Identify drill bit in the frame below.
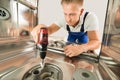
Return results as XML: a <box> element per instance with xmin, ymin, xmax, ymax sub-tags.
<box><xmin>40</xmin><ymin>59</ymin><xmax>45</xmax><ymax>69</ymax></box>
<box><xmin>39</xmin><ymin>51</ymin><xmax>46</xmax><ymax>68</ymax></box>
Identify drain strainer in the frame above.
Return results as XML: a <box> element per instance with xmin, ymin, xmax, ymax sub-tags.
<box><xmin>73</xmin><ymin>68</ymin><xmax>98</xmax><ymax>80</ymax></box>
<box><xmin>22</xmin><ymin>63</ymin><xmax>63</xmax><ymax>80</ymax></box>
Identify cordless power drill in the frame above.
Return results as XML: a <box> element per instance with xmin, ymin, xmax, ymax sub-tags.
<box><xmin>37</xmin><ymin>27</ymin><xmax>48</xmax><ymax>67</ymax></box>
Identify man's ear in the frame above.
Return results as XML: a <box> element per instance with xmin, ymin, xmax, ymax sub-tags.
<box><xmin>80</xmin><ymin>8</ymin><xmax>84</xmax><ymax>15</ymax></box>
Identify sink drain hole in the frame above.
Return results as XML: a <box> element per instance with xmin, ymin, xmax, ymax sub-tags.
<box><xmin>73</xmin><ymin>68</ymin><xmax>98</xmax><ymax>80</ymax></box>
<box><xmin>33</xmin><ymin>70</ymin><xmax>39</xmax><ymax>75</ymax></box>
<box><xmin>22</xmin><ymin>63</ymin><xmax>63</xmax><ymax>80</ymax></box>
<box><xmin>82</xmin><ymin>72</ymin><xmax>90</xmax><ymax>78</ymax></box>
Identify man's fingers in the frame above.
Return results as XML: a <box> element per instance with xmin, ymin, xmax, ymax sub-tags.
<box><xmin>65</xmin><ymin>51</ymin><xmax>71</xmax><ymax>56</ymax></box>
<box><xmin>31</xmin><ymin>31</ymin><xmax>38</xmax><ymax>43</ymax></box>
<box><xmin>64</xmin><ymin>48</ymin><xmax>73</xmax><ymax>56</ymax></box>
<box><xmin>31</xmin><ymin>24</ymin><xmax>47</xmax><ymax>43</ymax></box>
<box><xmin>35</xmin><ymin>32</ymin><xmax>39</xmax><ymax>43</ymax></box>
<box><xmin>67</xmin><ymin>51</ymin><xmax>74</xmax><ymax>57</ymax></box>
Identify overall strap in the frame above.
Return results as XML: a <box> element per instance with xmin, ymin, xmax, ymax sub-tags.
<box><xmin>80</xmin><ymin>12</ymin><xmax>89</xmax><ymax>32</ymax></box>
<box><xmin>66</xmin><ymin>24</ymin><xmax>70</xmax><ymax>32</ymax></box>
<box><xmin>66</xmin><ymin>12</ymin><xmax>89</xmax><ymax>32</ymax></box>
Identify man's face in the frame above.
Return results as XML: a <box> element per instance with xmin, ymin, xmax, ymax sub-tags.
<box><xmin>62</xmin><ymin>2</ymin><xmax>83</xmax><ymax>27</ymax></box>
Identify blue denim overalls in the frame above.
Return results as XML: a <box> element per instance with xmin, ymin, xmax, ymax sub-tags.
<box><xmin>67</xmin><ymin>12</ymin><xmax>89</xmax><ymax>44</ymax></box>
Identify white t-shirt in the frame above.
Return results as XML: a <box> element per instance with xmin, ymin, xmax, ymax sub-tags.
<box><xmin>54</xmin><ymin>11</ymin><xmax>99</xmax><ymax>32</ymax></box>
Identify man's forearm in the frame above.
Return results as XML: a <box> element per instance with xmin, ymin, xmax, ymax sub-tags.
<box><xmin>47</xmin><ymin>24</ymin><xmax>60</xmax><ymax>35</ymax></box>
<box><xmin>80</xmin><ymin>40</ymin><xmax>101</xmax><ymax>52</ymax></box>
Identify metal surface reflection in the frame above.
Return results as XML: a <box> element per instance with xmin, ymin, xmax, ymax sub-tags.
<box><xmin>0</xmin><ymin>0</ymin><xmax>38</xmax><ymax>40</ymax></box>
<box><xmin>102</xmin><ymin>0</ymin><xmax>120</xmax><ymax>52</ymax></box>
<box><xmin>101</xmin><ymin>0</ymin><xmax>120</xmax><ymax>79</ymax></box>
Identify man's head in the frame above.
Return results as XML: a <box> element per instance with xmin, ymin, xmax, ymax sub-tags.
<box><xmin>61</xmin><ymin>0</ymin><xmax>83</xmax><ymax>6</ymax></box>
<box><xmin>61</xmin><ymin>0</ymin><xmax>84</xmax><ymax>27</ymax></box>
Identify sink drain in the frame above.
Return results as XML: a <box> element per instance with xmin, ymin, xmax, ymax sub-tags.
<box><xmin>73</xmin><ymin>68</ymin><xmax>98</xmax><ymax>80</ymax></box>
<box><xmin>22</xmin><ymin>63</ymin><xmax>63</xmax><ymax>80</ymax></box>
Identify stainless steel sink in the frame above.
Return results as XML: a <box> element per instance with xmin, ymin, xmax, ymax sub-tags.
<box><xmin>0</xmin><ymin>51</ymin><xmax>75</xmax><ymax>80</ymax></box>
<box><xmin>100</xmin><ymin>56</ymin><xmax>120</xmax><ymax>80</ymax></box>
<box><xmin>0</xmin><ymin>50</ymin><xmax>118</xmax><ymax>80</ymax></box>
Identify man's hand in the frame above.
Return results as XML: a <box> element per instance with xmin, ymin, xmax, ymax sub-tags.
<box><xmin>64</xmin><ymin>44</ymin><xmax>86</xmax><ymax>57</ymax></box>
<box><xmin>31</xmin><ymin>24</ymin><xmax>47</xmax><ymax>43</ymax></box>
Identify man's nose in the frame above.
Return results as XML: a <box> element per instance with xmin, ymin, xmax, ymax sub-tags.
<box><xmin>66</xmin><ymin>15</ymin><xmax>71</xmax><ymax>22</ymax></box>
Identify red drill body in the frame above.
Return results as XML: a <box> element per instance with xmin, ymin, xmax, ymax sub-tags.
<box><xmin>37</xmin><ymin>27</ymin><xmax>48</xmax><ymax>59</ymax></box>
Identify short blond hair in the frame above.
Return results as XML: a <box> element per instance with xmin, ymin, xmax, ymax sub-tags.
<box><xmin>61</xmin><ymin>0</ymin><xmax>84</xmax><ymax>6</ymax></box>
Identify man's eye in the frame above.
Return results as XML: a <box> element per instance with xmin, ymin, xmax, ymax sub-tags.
<box><xmin>70</xmin><ymin>14</ymin><xmax>75</xmax><ymax>16</ymax></box>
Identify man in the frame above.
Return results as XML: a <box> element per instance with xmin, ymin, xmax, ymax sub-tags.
<box><xmin>31</xmin><ymin>0</ymin><xmax>100</xmax><ymax>57</ymax></box>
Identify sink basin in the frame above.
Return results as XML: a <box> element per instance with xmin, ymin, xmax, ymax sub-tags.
<box><xmin>0</xmin><ymin>50</ymin><xmax>116</xmax><ymax>80</ymax></box>
<box><xmin>0</xmin><ymin>53</ymin><xmax>75</xmax><ymax>80</ymax></box>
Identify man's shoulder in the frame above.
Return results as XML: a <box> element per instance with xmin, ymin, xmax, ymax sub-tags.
<box><xmin>81</xmin><ymin>11</ymin><xmax>98</xmax><ymax>23</ymax></box>
<box><xmin>82</xmin><ymin>11</ymin><xmax>97</xmax><ymax>17</ymax></box>
<box><xmin>86</xmin><ymin>12</ymin><xmax>98</xmax><ymax>19</ymax></box>
<box><xmin>83</xmin><ymin>11</ymin><xmax>99</xmax><ymax>31</ymax></box>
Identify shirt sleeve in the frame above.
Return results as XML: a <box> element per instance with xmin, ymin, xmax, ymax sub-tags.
<box><xmin>85</xmin><ymin>12</ymin><xmax>99</xmax><ymax>31</ymax></box>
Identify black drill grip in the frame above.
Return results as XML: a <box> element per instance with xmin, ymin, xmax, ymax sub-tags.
<box><xmin>40</xmin><ymin>51</ymin><xmax>46</xmax><ymax>59</ymax></box>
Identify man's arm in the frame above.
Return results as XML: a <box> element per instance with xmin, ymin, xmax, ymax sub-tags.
<box><xmin>83</xmin><ymin>30</ymin><xmax>100</xmax><ymax>51</ymax></box>
<box><xmin>48</xmin><ymin>23</ymin><xmax>60</xmax><ymax>35</ymax></box>
<box><xmin>31</xmin><ymin>23</ymin><xmax>60</xmax><ymax>43</ymax></box>
<box><xmin>64</xmin><ymin>30</ymin><xmax>101</xmax><ymax>57</ymax></box>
